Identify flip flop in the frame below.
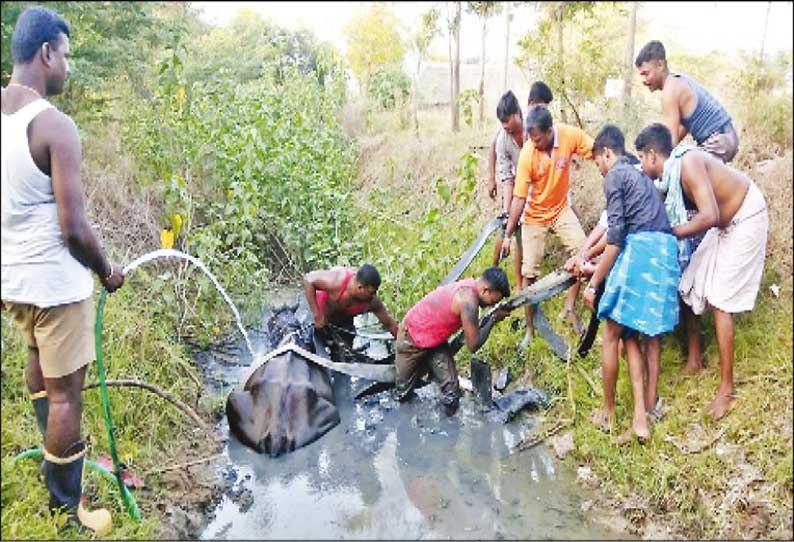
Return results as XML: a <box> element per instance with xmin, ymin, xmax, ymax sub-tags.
<box><xmin>646</xmin><ymin>396</ymin><xmax>667</xmax><ymax>424</ymax></box>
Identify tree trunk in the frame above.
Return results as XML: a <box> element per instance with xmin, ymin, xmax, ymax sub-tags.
<box><xmin>479</xmin><ymin>17</ymin><xmax>486</xmax><ymax>129</ymax></box>
<box><xmin>452</xmin><ymin>1</ymin><xmax>461</xmax><ymax>132</ymax></box>
<box><xmin>503</xmin><ymin>3</ymin><xmax>511</xmax><ymax>92</ymax></box>
<box><xmin>556</xmin><ymin>3</ymin><xmax>567</xmax><ymax>123</ymax></box>
<box><xmin>412</xmin><ymin>55</ymin><xmax>421</xmax><ymax>133</ymax></box>
<box><xmin>621</xmin><ymin>1</ymin><xmax>638</xmax><ymax>111</ymax></box>
<box><xmin>759</xmin><ymin>1</ymin><xmax>772</xmax><ymax>62</ymax></box>
<box><xmin>447</xmin><ymin>2</ymin><xmax>455</xmax><ymax>131</ymax></box>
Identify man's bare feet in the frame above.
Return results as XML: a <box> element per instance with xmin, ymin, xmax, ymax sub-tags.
<box><xmin>708</xmin><ymin>390</ymin><xmax>737</xmax><ymax>420</ymax></box>
<box><xmin>591</xmin><ymin>407</ymin><xmax>614</xmax><ymax>433</ymax></box>
<box><xmin>611</xmin><ymin>424</ymin><xmax>650</xmax><ymax>445</ymax></box>
<box><xmin>680</xmin><ymin>360</ymin><xmax>704</xmax><ymax>376</ymax></box>
<box><xmin>560</xmin><ymin>307</ymin><xmax>584</xmax><ymax>336</ymax></box>
<box><xmin>611</xmin><ymin>415</ymin><xmax>651</xmax><ymax>445</ymax></box>
<box><xmin>632</xmin><ymin>415</ymin><xmax>650</xmax><ymax>443</ymax></box>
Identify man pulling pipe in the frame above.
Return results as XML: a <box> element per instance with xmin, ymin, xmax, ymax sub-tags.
<box><xmin>394</xmin><ymin>267</ymin><xmax>511</xmax><ymax>416</ymax></box>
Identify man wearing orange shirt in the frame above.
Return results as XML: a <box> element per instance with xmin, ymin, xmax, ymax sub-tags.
<box><xmin>501</xmin><ymin>106</ymin><xmax>594</xmax><ymax>345</ymax></box>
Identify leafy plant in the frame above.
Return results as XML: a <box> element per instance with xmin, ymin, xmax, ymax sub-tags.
<box><xmin>459</xmin><ymin>88</ymin><xmax>480</xmax><ymax>127</ymax></box>
<box><xmin>368</xmin><ymin>63</ymin><xmax>411</xmax><ymax>111</ymax></box>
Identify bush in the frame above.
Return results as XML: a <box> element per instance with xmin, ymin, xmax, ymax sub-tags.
<box><xmin>120</xmin><ymin>50</ymin><xmax>358</xmax><ymax>339</ymax></box>
<box><xmin>368</xmin><ymin>64</ymin><xmax>410</xmax><ymax>111</ymax></box>
<box><xmin>731</xmin><ymin>52</ymin><xmax>793</xmax><ymax>150</ymax></box>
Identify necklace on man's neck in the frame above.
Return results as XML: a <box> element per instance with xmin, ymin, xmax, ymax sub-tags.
<box><xmin>7</xmin><ymin>82</ymin><xmax>42</xmax><ymax>98</ymax></box>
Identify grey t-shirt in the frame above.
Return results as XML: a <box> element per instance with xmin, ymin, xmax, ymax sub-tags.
<box><xmin>495</xmin><ymin>128</ymin><xmax>521</xmax><ymax>183</ymax></box>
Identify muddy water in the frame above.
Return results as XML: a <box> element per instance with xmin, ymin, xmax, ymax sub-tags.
<box><xmin>197</xmin><ymin>292</ymin><xmax>628</xmax><ymax>540</ymax></box>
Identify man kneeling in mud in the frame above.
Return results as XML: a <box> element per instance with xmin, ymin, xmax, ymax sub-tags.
<box><xmin>304</xmin><ymin>264</ymin><xmax>398</xmax><ymax>357</ymax></box>
<box><xmin>395</xmin><ymin>267</ymin><xmax>511</xmax><ymax>416</ymax></box>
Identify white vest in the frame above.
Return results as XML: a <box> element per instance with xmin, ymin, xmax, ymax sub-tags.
<box><xmin>1</xmin><ymin>98</ymin><xmax>93</xmax><ymax>307</ymax></box>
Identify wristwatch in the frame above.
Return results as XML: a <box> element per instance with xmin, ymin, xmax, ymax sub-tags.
<box><xmin>585</xmin><ymin>285</ymin><xmax>598</xmax><ymax>295</ymax></box>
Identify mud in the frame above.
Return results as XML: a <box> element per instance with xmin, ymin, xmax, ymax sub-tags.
<box><xmin>158</xmin><ymin>290</ymin><xmax>633</xmax><ymax>540</ymax></box>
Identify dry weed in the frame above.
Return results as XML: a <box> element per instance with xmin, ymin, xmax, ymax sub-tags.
<box><xmin>82</xmin><ymin>121</ymin><xmax>163</xmax><ymax>261</ymax></box>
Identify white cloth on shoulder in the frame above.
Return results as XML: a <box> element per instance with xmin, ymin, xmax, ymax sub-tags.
<box><xmin>679</xmin><ymin>181</ymin><xmax>768</xmax><ymax>315</ymax></box>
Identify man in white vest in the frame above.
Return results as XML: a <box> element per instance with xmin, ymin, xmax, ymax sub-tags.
<box><xmin>1</xmin><ymin>6</ymin><xmax>124</xmax><ymax>535</ymax></box>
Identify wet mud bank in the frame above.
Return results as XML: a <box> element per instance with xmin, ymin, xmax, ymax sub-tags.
<box><xmin>158</xmin><ymin>295</ymin><xmax>632</xmax><ymax>539</ymax></box>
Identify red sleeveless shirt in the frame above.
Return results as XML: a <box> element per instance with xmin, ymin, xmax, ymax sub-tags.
<box><xmin>316</xmin><ymin>268</ymin><xmax>370</xmax><ymax>317</ymax></box>
<box><xmin>403</xmin><ymin>278</ymin><xmax>478</xmax><ymax>349</ymax></box>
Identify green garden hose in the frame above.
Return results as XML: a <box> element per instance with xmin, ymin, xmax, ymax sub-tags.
<box><xmin>8</xmin><ymin>249</ymin><xmax>254</xmax><ymax>524</ymax></box>
<box><xmin>94</xmin><ymin>286</ymin><xmax>142</xmax><ymax>520</ymax></box>
<box><xmin>10</xmin><ymin>287</ymin><xmax>141</xmax><ymax>522</ymax></box>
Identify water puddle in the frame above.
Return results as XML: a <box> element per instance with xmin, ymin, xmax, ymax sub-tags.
<box><xmin>195</xmin><ymin>291</ymin><xmax>628</xmax><ymax>540</ymax></box>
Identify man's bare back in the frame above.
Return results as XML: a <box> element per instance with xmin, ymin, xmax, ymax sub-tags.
<box><xmin>681</xmin><ymin>150</ymin><xmax>750</xmax><ymax>229</ymax></box>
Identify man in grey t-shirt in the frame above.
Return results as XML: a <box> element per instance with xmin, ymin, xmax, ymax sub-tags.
<box><xmin>491</xmin><ymin>90</ymin><xmax>525</xmax><ymax>290</ymax></box>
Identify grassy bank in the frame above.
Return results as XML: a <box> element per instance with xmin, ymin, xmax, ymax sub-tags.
<box><xmin>352</xmin><ymin>108</ymin><xmax>793</xmax><ymax>539</ymax></box>
<box><xmin>1</xmin><ymin>268</ymin><xmax>225</xmax><ymax>539</ymax></box>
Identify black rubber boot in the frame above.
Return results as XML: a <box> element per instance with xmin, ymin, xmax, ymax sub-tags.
<box><xmin>42</xmin><ymin>441</ymin><xmax>112</xmax><ymax>536</ymax></box>
<box><xmin>31</xmin><ymin>391</ymin><xmax>48</xmax><ymax>438</ymax></box>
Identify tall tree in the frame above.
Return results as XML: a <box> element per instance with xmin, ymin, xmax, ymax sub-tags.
<box><xmin>410</xmin><ymin>7</ymin><xmax>441</xmax><ymax>132</ymax></box>
<box><xmin>555</xmin><ymin>2</ymin><xmax>567</xmax><ymax>123</ymax></box>
<box><xmin>621</xmin><ymin>1</ymin><xmax>638</xmax><ymax>111</ymax></box>
<box><xmin>446</xmin><ymin>1</ymin><xmax>462</xmax><ymax>132</ymax></box>
<box><xmin>759</xmin><ymin>1</ymin><xmax>772</xmax><ymax>62</ymax></box>
<box><xmin>503</xmin><ymin>2</ymin><xmax>512</xmax><ymax>92</ymax></box>
<box><xmin>515</xmin><ymin>1</ymin><xmax>598</xmax><ymax>128</ymax></box>
<box><xmin>467</xmin><ymin>1</ymin><xmax>502</xmax><ymax>129</ymax></box>
<box><xmin>1</xmin><ymin>1</ymin><xmax>189</xmax><ymax>104</ymax></box>
<box><xmin>343</xmin><ymin>3</ymin><xmax>405</xmax><ymax>94</ymax></box>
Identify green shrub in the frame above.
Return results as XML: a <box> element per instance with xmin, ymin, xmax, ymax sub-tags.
<box><xmin>731</xmin><ymin>52</ymin><xmax>793</xmax><ymax>150</ymax></box>
<box><xmin>120</xmin><ymin>50</ymin><xmax>358</xmax><ymax>338</ymax></box>
<box><xmin>368</xmin><ymin>63</ymin><xmax>410</xmax><ymax>111</ymax></box>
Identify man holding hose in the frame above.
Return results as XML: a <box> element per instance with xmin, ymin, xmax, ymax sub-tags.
<box><xmin>2</xmin><ymin>6</ymin><xmax>124</xmax><ymax>535</ymax></box>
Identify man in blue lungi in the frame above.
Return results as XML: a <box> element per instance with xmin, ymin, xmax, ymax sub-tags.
<box><xmin>582</xmin><ymin>125</ymin><xmax>680</xmax><ymax>444</ymax></box>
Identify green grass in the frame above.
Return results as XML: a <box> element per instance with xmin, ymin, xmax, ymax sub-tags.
<box><xmin>1</xmin><ymin>274</ymin><xmax>221</xmax><ymax>539</ymax></box>
<box><xmin>353</xmin><ymin>109</ymin><xmax>794</xmax><ymax>539</ymax></box>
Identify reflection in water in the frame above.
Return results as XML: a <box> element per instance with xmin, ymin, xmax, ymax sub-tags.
<box><xmin>202</xmin><ymin>369</ymin><xmax>628</xmax><ymax>540</ymax></box>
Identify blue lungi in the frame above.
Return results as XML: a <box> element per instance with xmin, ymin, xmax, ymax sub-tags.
<box><xmin>597</xmin><ymin>232</ymin><xmax>680</xmax><ymax>337</ymax></box>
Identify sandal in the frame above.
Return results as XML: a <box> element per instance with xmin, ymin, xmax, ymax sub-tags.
<box><xmin>647</xmin><ymin>396</ymin><xmax>667</xmax><ymax>424</ymax></box>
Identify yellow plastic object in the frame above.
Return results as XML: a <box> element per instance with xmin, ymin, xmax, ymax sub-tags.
<box><xmin>160</xmin><ymin>228</ymin><xmax>175</xmax><ymax>249</ymax></box>
<box><xmin>170</xmin><ymin>213</ymin><xmax>183</xmax><ymax>240</ymax></box>
<box><xmin>77</xmin><ymin>503</ymin><xmax>113</xmax><ymax>537</ymax></box>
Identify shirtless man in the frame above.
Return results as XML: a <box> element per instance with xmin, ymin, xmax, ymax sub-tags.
<box><xmin>635</xmin><ymin>40</ymin><xmax>739</xmax><ymax>163</ymax></box>
<box><xmin>303</xmin><ymin>264</ymin><xmax>399</xmax><ymax>350</ymax></box>
<box><xmin>636</xmin><ymin>39</ymin><xmax>742</xmax><ymax>375</ymax></box>
<box><xmin>635</xmin><ymin>123</ymin><xmax>768</xmax><ymax>420</ymax></box>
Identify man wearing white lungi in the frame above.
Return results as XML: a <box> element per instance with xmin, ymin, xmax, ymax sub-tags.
<box><xmin>634</xmin><ymin>123</ymin><xmax>768</xmax><ymax>420</ymax></box>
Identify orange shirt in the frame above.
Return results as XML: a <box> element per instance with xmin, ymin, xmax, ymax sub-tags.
<box><xmin>513</xmin><ymin>123</ymin><xmax>594</xmax><ymax>226</ymax></box>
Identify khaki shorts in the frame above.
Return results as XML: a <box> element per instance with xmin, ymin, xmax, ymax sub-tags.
<box><xmin>3</xmin><ymin>297</ymin><xmax>95</xmax><ymax>378</ymax></box>
<box><xmin>521</xmin><ymin>206</ymin><xmax>586</xmax><ymax>279</ymax></box>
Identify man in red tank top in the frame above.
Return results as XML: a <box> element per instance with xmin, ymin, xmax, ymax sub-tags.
<box><xmin>303</xmin><ymin>264</ymin><xmax>399</xmax><ymax>343</ymax></box>
<box><xmin>395</xmin><ymin>267</ymin><xmax>511</xmax><ymax>416</ymax></box>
